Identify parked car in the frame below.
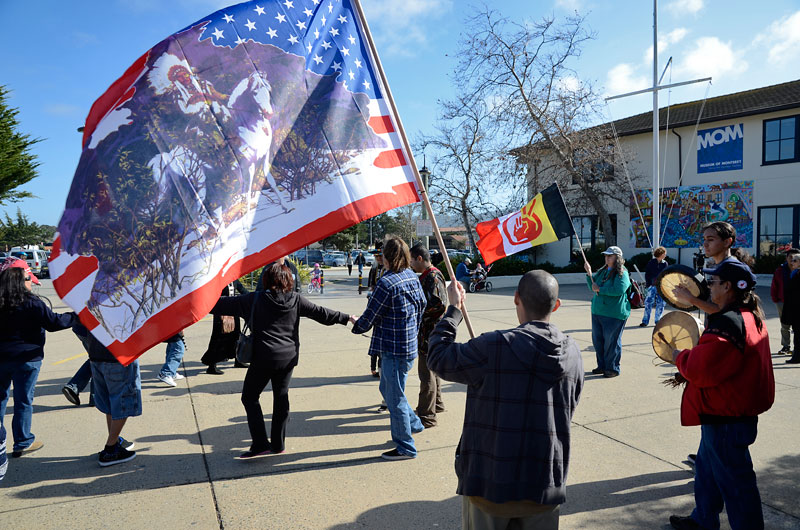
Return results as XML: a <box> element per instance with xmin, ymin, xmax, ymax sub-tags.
<box><xmin>293</xmin><ymin>249</ymin><xmax>325</xmax><ymax>266</ymax></box>
<box><xmin>10</xmin><ymin>249</ymin><xmax>48</xmax><ymax>277</ymax></box>
<box><xmin>323</xmin><ymin>252</ymin><xmax>346</xmax><ymax>267</ymax></box>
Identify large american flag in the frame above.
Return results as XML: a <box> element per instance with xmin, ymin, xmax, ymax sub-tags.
<box><xmin>50</xmin><ymin>0</ymin><xmax>419</xmax><ymax>364</ymax></box>
<box><xmin>199</xmin><ymin>0</ymin><xmax>379</xmax><ymax>98</ymax></box>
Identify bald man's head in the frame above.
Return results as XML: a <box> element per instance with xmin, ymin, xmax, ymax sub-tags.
<box><xmin>516</xmin><ymin>270</ymin><xmax>559</xmax><ymax>320</ymax></box>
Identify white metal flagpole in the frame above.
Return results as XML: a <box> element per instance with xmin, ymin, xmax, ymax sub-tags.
<box><xmin>351</xmin><ymin>0</ymin><xmax>476</xmax><ymax>338</ymax></box>
<box><xmin>652</xmin><ymin>0</ymin><xmax>660</xmax><ymax>250</ymax></box>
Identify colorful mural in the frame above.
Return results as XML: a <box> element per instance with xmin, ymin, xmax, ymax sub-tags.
<box><xmin>630</xmin><ymin>181</ymin><xmax>753</xmax><ymax>249</ymax></box>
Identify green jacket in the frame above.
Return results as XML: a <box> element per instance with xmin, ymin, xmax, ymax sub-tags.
<box><xmin>586</xmin><ymin>267</ymin><xmax>631</xmax><ymax>321</ymax></box>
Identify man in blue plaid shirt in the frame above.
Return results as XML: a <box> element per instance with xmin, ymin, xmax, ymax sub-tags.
<box><xmin>352</xmin><ymin>236</ymin><xmax>427</xmax><ymax>460</ymax></box>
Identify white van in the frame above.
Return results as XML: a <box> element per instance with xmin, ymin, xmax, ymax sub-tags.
<box><xmin>10</xmin><ymin>248</ymin><xmax>48</xmax><ymax>277</ymax></box>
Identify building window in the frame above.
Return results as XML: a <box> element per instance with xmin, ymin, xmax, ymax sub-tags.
<box><xmin>570</xmin><ymin>214</ymin><xmax>617</xmax><ymax>255</ymax></box>
<box><xmin>571</xmin><ymin>147</ymin><xmax>616</xmax><ymax>185</ymax></box>
<box><xmin>758</xmin><ymin>205</ymin><xmax>799</xmax><ymax>256</ymax></box>
<box><xmin>763</xmin><ymin>115</ymin><xmax>799</xmax><ymax>164</ymax></box>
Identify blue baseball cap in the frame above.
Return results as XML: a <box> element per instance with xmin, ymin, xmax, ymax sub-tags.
<box><xmin>702</xmin><ymin>260</ymin><xmax>756</xmax><ymax>291</ymax></box>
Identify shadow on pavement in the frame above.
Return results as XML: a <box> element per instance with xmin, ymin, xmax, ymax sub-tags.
<box><xmin>327</xmin><ymin>497</ymin><xmax>461</xmax><ymax>529</ymax></box>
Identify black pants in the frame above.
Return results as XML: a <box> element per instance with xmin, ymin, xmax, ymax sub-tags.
<box><xmin>241</xmin><ymin>359</ymin><xmax>294</xmax><ymax>452</ymax></box>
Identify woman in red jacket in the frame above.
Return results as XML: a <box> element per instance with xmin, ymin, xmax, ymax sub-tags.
<box><xmin>666</xmin><ymin>260</ymin><xmax>774</xmax><ymax>530</ymax></box>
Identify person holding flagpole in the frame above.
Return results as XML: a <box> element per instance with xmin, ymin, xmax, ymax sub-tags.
<box><xmin>584</xmin><ymin>247</ymin><xmax>631</xmax><ymax>378</ymax></box>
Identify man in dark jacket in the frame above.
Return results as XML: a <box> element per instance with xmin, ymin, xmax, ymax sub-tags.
<box><xmin>410</xmin><ymin>244</ymin><xmax>447</xmax><ymax>428</ymax></box>
<box><xmin>770</xmin><ymin>248</ymin><xmax>799</xmax><ymax>354</ymax></box>
<box><xmin>781</xmin><ymin>253</ymin><xmax>800</xmax><ymax>364</ymax></box>
<box><xmin>428</xmin><ymin>270</ymin><xmax>583</xmax><ymax>529</ymax></box>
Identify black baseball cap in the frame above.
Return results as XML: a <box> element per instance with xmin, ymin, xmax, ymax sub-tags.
<box><xmin>702</xmin><ymin>260</ymin><xmax>757</xmax><ymax>291</ymax></box>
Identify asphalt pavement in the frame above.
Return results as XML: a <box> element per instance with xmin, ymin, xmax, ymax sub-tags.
<box><xmin>1</xmin><ymin>268</ymin><xmax>798</xmax><ymax>529</ymax></box>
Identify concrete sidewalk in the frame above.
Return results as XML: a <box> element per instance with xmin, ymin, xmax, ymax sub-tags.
<box><xmin>1</xmin><ymin>269</ymin><xmax>798</xmax><ymax>529</ymax></box>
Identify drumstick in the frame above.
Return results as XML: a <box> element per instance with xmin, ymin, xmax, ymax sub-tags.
<box><xmin>656</xmin><ymin>331</ymin><xmax>677</xmax><ymax>350</ymax></box>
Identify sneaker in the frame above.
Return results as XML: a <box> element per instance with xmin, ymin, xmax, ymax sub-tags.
<box><xmin>381</xmin><ymin>449</ymin><xmax>415</xmax><ymax>461</ymax></box>
<box><xmin>639</xmin><ymin>322</ymin><xmax>648</xmax><ymax>327</ymax></box>
<box><xmin>118</xmin><ymin>436</ymin><xmax>135</xmax><ymax>451</ymax></box>
<box><xmin>591</xmin><ymin>367</ymin><xmax>604</xmax><ymax>375</ymax></box>
<box><xmin>99</xmin><ymin>445</ymin><xmax>136</xmax><ymax>467</ymax></box>
<box><xmin>377</xmin><ymin>400</ymin><xmax>388</xmax><ymax>412</ymax></box>
<box><xmin>11</xmin><ymin>440</ymin><xmax>44</xmax><ymax>458</ymax></box>
<box><xmin>778</xmin><ymin>346</ymin><xmax>791</xmax><ymax>354</ymax></box>
<box><xmin>669</xmin><ymin>515</ymin><xmax>704</xmax><ymax>529</ymax></box>
<box><xmin>236</xmin><ymin>448</ymin><xmax>278</xmax><ymax>460</ymax></box>
<box><xmin>61</xmin><ymin>383</ymin><xmax>80</xmax><ymax>406</ymax></box>
<box><xmin>158</xmin><ymin>373</ymin><xmax>177</xmax><ymax>387</ymax></box>
<box><xmin>172</xmin><ymin>372</ymin><xmax>185</xmax><ymax>380</ymax></box>
<box><xmin>603</xmin><ymin>371</ymin><xmax>620</xmax><ymax>378</ymax></box>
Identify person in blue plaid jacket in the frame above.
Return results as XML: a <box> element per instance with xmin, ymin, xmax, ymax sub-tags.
<box><xmin>352</xmin><ymin>236</ymin><xmax>427</xmax><ymax>460</ymax></box>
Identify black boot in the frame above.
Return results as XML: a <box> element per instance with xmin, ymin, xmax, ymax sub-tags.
<box><xmin>206</xmin><ymin>364</ymin><xmax>224</xmax><ymax>375</ymax></box>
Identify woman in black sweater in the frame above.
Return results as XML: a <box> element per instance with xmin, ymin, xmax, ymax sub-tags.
<box><xmin>0</xmin><ymin>259</ymin><xmax>77</xmax><ymax>457</ymax></box>
<box><xmin>211</xmin><ymin>262</ymin><xmax>353</xmax><ymax>459</ymax></box>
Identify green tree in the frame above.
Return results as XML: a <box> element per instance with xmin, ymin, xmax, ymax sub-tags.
<box><xmin>321</xmin><ymin>230</ymin><xmax>354</xmax><ymax>251</ymax></box>
<box><xmin>0</xmin><ymin>209</ymin><xmax>50</xmax><ymax>247</ymax></box>
<box><xmin>0</xmin><ymin>85</ymin><xmax>40</xmax><ymax>205</ymax></box>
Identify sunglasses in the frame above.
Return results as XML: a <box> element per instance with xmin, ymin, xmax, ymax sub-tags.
<box><xmin>24</xmin><ymin>276</ymin><xmax>32</xmax><ymax>281</ymax></box>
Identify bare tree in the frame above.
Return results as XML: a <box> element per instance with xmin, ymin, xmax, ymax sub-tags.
<box><xmin>455</xmin><ymin>6</ymin><xmax>643</xmax><ymax>246</ymax></box>
<box><xmin>418</xmin><ymin>96</ymin><xmax>524</xmax><ymax>252</ymax></box>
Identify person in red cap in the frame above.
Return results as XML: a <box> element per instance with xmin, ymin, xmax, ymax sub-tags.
<box><xmin>0</xmin><ymin>258</ymin><xmax>77</xmax><ymax>459</ymax></box>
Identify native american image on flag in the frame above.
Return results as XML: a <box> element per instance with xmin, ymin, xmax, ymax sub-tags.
<box><xmin>49</xmin><ymin>0</ymin><xmax>419</xmax><ymax>364</ymax></box>
<box><xmin>476</xmin><ymin>183</ymin><xmax>574</xmax><ymax>266</ymax></box>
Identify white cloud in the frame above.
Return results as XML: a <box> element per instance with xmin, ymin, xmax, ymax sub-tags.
<box><xmin>675</xmin><ymin>37</ymin><xmax>748</xmax><ymax>80</ymax></box>
<box><xmin>555</xmin><ymin>0</ymin><xmax>583</xmax><ymax>11</ymax></box>
<box><xmin>361</xmin><ymin>0</ymin><xmax>453</xmax><ymax>57</ymax></box>
<box><xmin>643</xmin><ymin>27</ymin><xmax>688</xmax><ymax>64</ymax></box>
<box><xmin>758</xmin><ymin>11</ymin><xmax>800</xmax><ymax>66</ymax></box>
<box><xmin>605</xmin><ymin>63</ymin><xmax>649</xmax><ymax>96</ymax></box>
<box><xmin>44</xmin><ymin>104</ymin><xmax>82</xmax><ymax>117</ymax></box>
<box><xmin>556</xmin><ymin>75</ymin><xmax>581</xmax><ymax>93</ymax></box>
<box><xmin>71</xmin><ymin>31</ymin><xmax>100</xmax><ymax>48</ymax></box>
<box><xmin>667</xmin><ymin>0</ymin><xmax>704</xmax><ymax>16</ymax></box>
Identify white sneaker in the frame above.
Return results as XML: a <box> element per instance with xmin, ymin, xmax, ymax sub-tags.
<box><xmin>158</xmin><ymin>374</ymin><xmax>177</xmax><ymax>387</ymax></box>
<box><xmin>172</xmin><ymin>373</ymin><xmax>185</xmax><ymax>380</ymax></box>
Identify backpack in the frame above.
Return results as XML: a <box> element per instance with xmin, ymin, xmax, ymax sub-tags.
<box><xmin>627</xmin><ymin>279</ymin><xmax>644</xmax><ymax>309</ymax></box>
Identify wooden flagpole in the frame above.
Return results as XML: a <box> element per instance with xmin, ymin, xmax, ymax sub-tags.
<box><xmin>352</xmin><ymin>0</ymin><xmax>476</xmax><ymax>338</ymax></box>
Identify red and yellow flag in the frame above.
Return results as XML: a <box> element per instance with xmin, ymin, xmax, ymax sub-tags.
<box><xmin>476</xmin><ymin>183</ymin><xmax>573</xmax><ymax>265</ymax></box>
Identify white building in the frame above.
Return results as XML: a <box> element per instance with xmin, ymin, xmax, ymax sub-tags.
<box><xmin>523</xmin><ymin>79</ymin><xmax>800</xmax><ymax>268</ymax></box>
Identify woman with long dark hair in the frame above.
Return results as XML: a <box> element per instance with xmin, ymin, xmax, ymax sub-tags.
<box><xmin>210</xmin><ymin>263</ymin><xmax>353</xmax><ymax>459</ymax></box>
<box><xmin>0</xmin><ymin>258</ymin><xmax>77</xmax><ymax>458</ymax></box>
<box><xmin>584</xmin><ymin>246</ymin><xmax>631</xmax><ymax>378</ymax></box>
<box><xmin>667</xmin><ymin>260</ymin><xmax>774</xmax><ymax>530</ymax></box>
<box><xmin>201</xmin><ymin>280</ymin><xmax>248</xmax><ymax>375</ymax></box>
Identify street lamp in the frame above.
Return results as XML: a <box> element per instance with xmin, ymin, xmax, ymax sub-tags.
<box><xmin>419</xmin><ymin>164</ymin><xmax>431</xmax><ymax>250</ymax></box>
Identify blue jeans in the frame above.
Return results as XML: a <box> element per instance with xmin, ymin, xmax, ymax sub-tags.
<box><xmin>379</xmin><ymin>355</ymin><xmax>423</xmax><ymax>456</ymax></box>
<box><xmin>160</xmin><ymin>339</ymin><xmax>185</xmax><ymax>378</ymax></box>
<box><xmin>69</xmin><ymin>359</ymin><xmax>92</xmax><ymax>393</ymax></box>
<box><xmin>641</xmin><ymin>285</ymin><xmax>665</xmax><ymax>325</ymax></box>
<box><xmin>0</xmin><ymin>360</ymin><xmax>42</xmax><ymax>452</ymax></box>
<box><xmin>691</xmin><ymin>421</ymin><xmax>763</xmax><ymax>530</ymax></box>
<box><xmin>591</xmin><ymin>314</ymin><xmax>626</xmax><ymax>374</ymax></box>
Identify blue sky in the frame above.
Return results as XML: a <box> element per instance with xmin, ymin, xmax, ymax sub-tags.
<box><xmin>1</xmin><ymin>0</ymin><xmax>799</xmax><ymax>226</ymax></box>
